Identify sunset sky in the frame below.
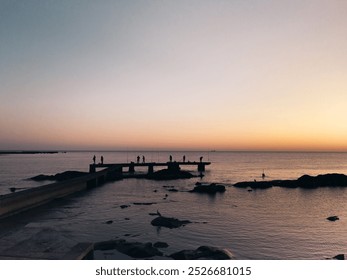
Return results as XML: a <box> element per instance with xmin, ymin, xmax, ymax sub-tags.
<box><xmin>1</xmin><ymin>0</ymin><xmax>347</xmax><ymax>151</ymax></box>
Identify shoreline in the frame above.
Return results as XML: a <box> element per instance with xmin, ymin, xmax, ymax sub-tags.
<box><xmin>0</xmin><ymin>151</ymin><xmax>62</xmax><ymax>155</ymax></box>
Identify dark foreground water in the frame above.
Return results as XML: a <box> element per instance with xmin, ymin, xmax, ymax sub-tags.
<box><xmin>0</xmin><ymin>151</ymin><xmax>346</xmax><ymax>259</ymax></box>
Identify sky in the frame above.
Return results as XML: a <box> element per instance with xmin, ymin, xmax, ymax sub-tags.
<box><xmin>1</xmin><ymin>0</ymin><xmax>347</xmax><ymax>151</ymax></box>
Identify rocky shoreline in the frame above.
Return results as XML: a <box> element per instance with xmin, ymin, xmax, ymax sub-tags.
<box><xmin>234</xmin><ymin>173</ymin><xmax>347</xmax><ymax>189</ymax></box>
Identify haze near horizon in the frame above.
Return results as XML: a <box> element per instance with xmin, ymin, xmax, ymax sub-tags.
<box><xmin>1</xmin><ymin>1</ymin><xmax>347</xmax><ymax>151</ymax></box>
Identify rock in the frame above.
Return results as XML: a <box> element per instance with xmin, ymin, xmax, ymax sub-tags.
<box><xmin>327</xmin><ymin>216</ymin><xmax>339</xmax><ymax>221</ymax></box>
<box><xmin>29</xmin><ymin>171</ymin><xmax>88</xmax><ymax>181</ymax></box>
<box><xmin>153</xmin><ymin>242</ymin><xmax>169</xmax><ymax>248</ymax></box>
<box><xmin>120</xmin><ymin>205</ymin><xmax>130</xmax><ymax>209</ymax></box>
<box><xmin>133</xmin><ymin>202</ymin><xmax>157</xmax><ymax>206</ymax></box>
<box><xmin>149</xmin><ymin>212</ymin><xmax>160</xmax><ymax>216</ymax></box>
<box><xmin>94</xmin><ymin>239</ymin><xmax>163</xmax><ymax>258</ymax></box>
<box><xmin>124</xmin><ymin>218</ymin><xmax>130</xmax><ymax>220</ymax></box>
<box><xmin>106</xmin><ymin>220</ymin><xmax>113</xmax><ymax>224</ymax></box>
<box><xmin>333</xmin><ymin>254</ymin><xmax>345</xmax><ymax>260</ymax></box>
<box><xmin>170</xmin><ymin>246</ymin><xmax>236</xmax><ymax>260</ymax></box>
<box><xmin>234</xmin><ymin>173</ymin><xmax>347</xmax><ymax>189</ymax></box>
<box><xmin>168</xmin><ymin>188</ymin><xmax>179</xmax><ymax>192</ymax></box>
<box><xmin>151</xmin><ymin>216</ymin><xmax>192</xmax><ymax>229</ymax></box>
<box><xmin>191</xmin><ymin>183</ymin><xmax>226</xmax><ymax>194</ymax></box>
<box><xmin>233</xmin><ymin>181</ymin><xmax>273</xmax><ymax>189</ymax></box>
<box><xmin>148</xmin><ymin>168</ymin><xmax>195</xmax><ymax>180</ymax></box>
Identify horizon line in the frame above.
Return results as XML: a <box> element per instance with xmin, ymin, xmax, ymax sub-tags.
<box><xmin>2</xmin><ymin>149</ymin><xmax>347</xmax><ymax>153</ymax></box>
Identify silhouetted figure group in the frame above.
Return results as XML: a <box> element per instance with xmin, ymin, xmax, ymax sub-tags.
<box><xmin>92</xmin><ymin>155</ymin><xmax>104</xmax><ymax>164</ymax></box>
<box><xmin>136</xmin><ymin>155</ymin><xmax>145</xmax><ymax>163</ymax></box>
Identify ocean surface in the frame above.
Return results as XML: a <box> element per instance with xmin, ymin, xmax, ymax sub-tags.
<box><xmin>0</xmin><ymin>151</ymin><xmax>346</xmax><ymax>259</ymax></box>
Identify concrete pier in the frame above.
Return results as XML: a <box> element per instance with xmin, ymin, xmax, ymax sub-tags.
<box><xmin>90</xmin><ymin>161</ymin><xmax>211</xmax><ymax>175</ymax></box>
<box><xmin>0</xmin><ymin>166</ymin><xmax>122</xmax><ymax>219</ymax></box>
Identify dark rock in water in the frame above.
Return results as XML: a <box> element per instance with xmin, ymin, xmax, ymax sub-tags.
<box><xmin>106</xmin><ymin>220</ymin><xmax>113</xmax><ymax>224</ymax></box>
<box><xmin>151</xmin><ymin>216</ymin><xmax>191</xmax><ymax>229</ymax></box>
<box><xmin>124</xmin><ymin>218</ymin><xmax>130</xmax><ymax>220</ymax></box>
<box><xmin>30</xmin><ymin>171</ymin><xmax>88</xmax><ymax>181</ymax></box>
<box><xmin>9</xmin><ymin>187</ymin><xmax>25</xmax><ymax>193</ymax></box>
<box><xmin>233</xmin><ymin>181</ymin><xmax>273</xmax><ymax>189</ymax></box>
<box><xmin>191</xmin><ymin>183</ymin><xmax>226</xmax><ymax>194</ymax></box>
<box><xmin>234</xmin><ymin>173</ymin><xmax>347</xmax><ymax>189</ymax></box>
<box><xmin>153</xmin><ymin>242</ymin><xmax>169</xmax><ymax>248</ymax></box>
<box><xmin>168</xmin><ymin>188</ymin><xmax>179</xmax><ymax>192</ymax></box>
<box><xmin>120</xmin><ymin>205</ymin><xmax>130</xmax><ymax>209</ymax></box>
<box><xmin>133</xmin><ymin>202</ymin><xmax>157</xmax><ymax>206</ymax></box>
<box><xmin>149</xmin><ymin>212</ymin><xmax>160</xmax><ymax>216</ymax></box>
<box><xmin>162</xmin><ymin>185</ymin><xmax>175</xmax><ymax>189</ymax></box>
<box><xmin>94</xmin><ymin>239</ymin><xmax>163</xmax><ymax>258</ymax></box>
<box><xmin>327</xmin><ymin>216</ymin><xmax>339</xmax><ymax>222</ymax></box>
<box><xmin>148</xmin><ymin>168</ymin><xmax>195</xmax><ymax>180</ymax></box>
<box><xmin>333</xmin><ymin>254</ymin><xmax>345</xmax><ymax>260</ymax></box>
<box><xmin>170</xmin><ymin>246</ymin><xmax>235</xmax><ymax>260</ymax></box>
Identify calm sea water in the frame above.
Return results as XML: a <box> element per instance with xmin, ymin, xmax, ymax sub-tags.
<box><xmin>0</xmin><ymin>151</ymin><xmax>346</xmax><ymax>259</ymax></box>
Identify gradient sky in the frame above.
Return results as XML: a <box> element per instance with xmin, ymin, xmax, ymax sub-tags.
<box><xmin>1</xmin><ymin>0</ymin><xmax>347</xmax><ymax>151</ymax></box>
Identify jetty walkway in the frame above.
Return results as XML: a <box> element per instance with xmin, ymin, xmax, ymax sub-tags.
<box><xmin>89</xmin><ymin>161</ymin><xmax>211</xmax><ymax>174</ymax></box>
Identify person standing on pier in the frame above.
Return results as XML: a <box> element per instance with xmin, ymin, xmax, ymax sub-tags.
<box><xmin>142</xmin><ymin>155</ymin><xmax>145</xmax><ymax>163</ymax></box>
<box><xmin>169</xmin><ymin>155</ymin><xmax>172</xmax><ymax>162</ymax></box>
<box><xmin>200</xmin><ymin>156</ymin><xmax>203</xmax><ymax>162</ymax></box>
<box><xmin>101</xmin><ymin>156</ymin><xmax>104</xmax><ymax>164</ymax></box>
<box><xmin>93</xmin><ymin>155</ymin><xmax>96</xmax><ymax>164</ymax></box>
<box><xmin>137</xmin><ymin>156</ymin><xmax>140</xmax><ymax>164</ymax></box>
<box><xmin>183</xmin><ymin>155</ymin><xmax>186</xmax><ymax>162</ymax></box>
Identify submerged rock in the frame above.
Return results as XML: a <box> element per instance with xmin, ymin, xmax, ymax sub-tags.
<box><xmin>133</xmin><ymin>202</ymin><xmax>157</xmax><ymax>206</ymax></box>
<box><xmin>151</xmin><ymin>216</ymin><xmax>191</xmax><ymax>229</ymax></box>
<box><xmin>120</xmin><ymin>205</ymin><xmax>130</xmax><ymax>209</ymax></box>
<box><xmin>327</xmin><ymin>216</ymin><xmax>339</xmax><ymax>222</ymax></box>
<box><xmin>94</xmin><ymin>239</ymin><xmax>163</xmax><ymax>258</ymax></box>
<box><xmin>233</xmin><ymin>181</ymin><xmax>273</xmax><ymax>189</ymax></box>
<box><xmin>333</xmin><ymin>254</ymin><xmax>345</xmax><ymax>260</ymax></box>
<box><xmin>170</xmin><ymin>246</ymin><xmax>235</xmax><ymax>260</ymax></box>
<box><xmin>153</xmin><ymin>242</ymin><xmax>169</xmax><ymax>248</ymax></box>
<box><xmin>191</xmin><ymin>182</ymin><xmax>226</xmax><ymax>194</ymax></box>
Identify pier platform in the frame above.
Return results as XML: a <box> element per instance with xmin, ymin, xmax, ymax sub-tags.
<box><xmin>89</xmin><ymin>161</ymin><xmax>211</xmax><ymax>174</ymax></box>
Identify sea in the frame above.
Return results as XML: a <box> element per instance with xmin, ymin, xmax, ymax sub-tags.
<box><xmin>0</xmin><ymin>151</ymin><xmax>346</xmax><ymax>260</ymax></box>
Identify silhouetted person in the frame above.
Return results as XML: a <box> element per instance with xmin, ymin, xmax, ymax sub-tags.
<box><xmin>200</xmin><ymin>156</ymin><xmax>203</xmax><ymax>162</ymax></box>
<box><xmin>183</xmin><ymin>155</ymin><xmax>186</xmax><ymax>162</ymax></box>
<box><xmin>93</xmin><ymin>155</ymin><xmax>96</xmax><ymax>164</ymax></box>
<box><xmin>169</xmin><ymin>155</ymin><xmax>172</xmax><ymax>162</ymax></box>
<box><xmin>262</xmin><ymin>170</ymin><xmax>265</xmax><ymax>179</ymax></box>
<box><xmin>142</xmin><ymin>155</ymin><xmax>145</xmax><ymax>163</ymax></box>
<box><xmin>137</xmin><ymin>156</ymin><xmax>140</xmax><ymax>164</ymax></box>
<box><xmin>101</xmin><ymin>156</ymin><xmax>104</xmax><ymax>164</ymax></box>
